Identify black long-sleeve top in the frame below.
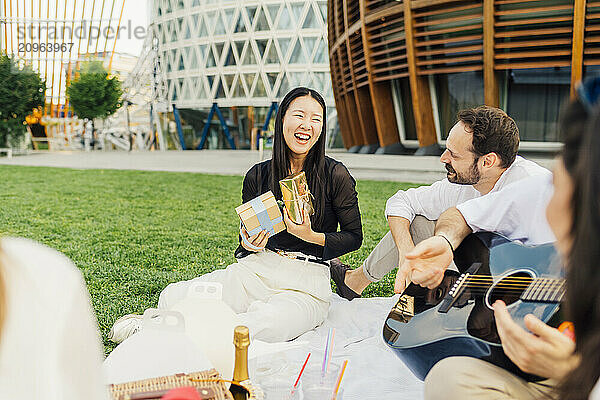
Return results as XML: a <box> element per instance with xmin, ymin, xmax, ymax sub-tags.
<box><xmin>234</xmin><ymin>156</ymin><xmax>363</xmax><ymax>261</ymax></box>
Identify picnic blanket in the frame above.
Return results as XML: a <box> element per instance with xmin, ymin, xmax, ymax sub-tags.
<box><xmin>286</xmin><ymin>294</ymin><xmax>423</xmax><ymax>399</ymax></box>
<box><xmin>104</xmin><ymin>294</ymin><xmax>424</xmax><ymax>399</ymax></box>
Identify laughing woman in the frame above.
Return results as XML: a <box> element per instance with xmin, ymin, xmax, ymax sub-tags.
<box><xmin>110</xmin><ymin>87</ymin><xmax>362</xmax><ymax>343</ymax></box>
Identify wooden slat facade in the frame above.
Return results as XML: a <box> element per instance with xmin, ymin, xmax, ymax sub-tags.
<box><xmin>328</xmin><ymin>0</ymin><xmax>590</xmax><ymax>150</ymax></box>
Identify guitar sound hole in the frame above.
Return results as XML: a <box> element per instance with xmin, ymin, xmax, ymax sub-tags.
<box><xmin>487</xmin><ymin>271</ymin><xmax>534</xmax><ymax>308</ymax></box>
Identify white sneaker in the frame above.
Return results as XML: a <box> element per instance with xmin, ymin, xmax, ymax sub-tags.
<box><xmin>108</xmin><ymin>314</ymin><xmax>143</xmax><ymax>344</ymax></box>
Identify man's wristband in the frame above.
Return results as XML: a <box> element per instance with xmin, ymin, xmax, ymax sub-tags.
<box><xmin>436</xmin><ymin>234</ymin><xmax>454</xmax><ymax>253</ymax></box>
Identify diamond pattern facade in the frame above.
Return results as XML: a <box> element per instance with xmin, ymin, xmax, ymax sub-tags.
<box><xmin>151</xmin><ymin>0</ymin><xmax>333</xmax><ymax>108</ymax></box>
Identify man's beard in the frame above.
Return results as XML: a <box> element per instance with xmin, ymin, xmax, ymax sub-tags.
<box><xmin>445</xmin><ymin>159</ymin><xmax>480</xmax><ymax>185</ymax></box>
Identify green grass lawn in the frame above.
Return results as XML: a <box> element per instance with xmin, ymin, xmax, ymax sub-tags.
<box><xmin>0</xmin><ymin>165</ymin><xmax>420</xmax><ymax>353</ymax></box>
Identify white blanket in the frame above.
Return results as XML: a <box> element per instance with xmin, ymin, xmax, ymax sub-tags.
<box><xmin>105</xmin><ymin>294</ymin><xmax>424</xmax><ymax>399</ymax></box>
<box><xmin>272</xmin><ymin>294</ymin><xmax>424</xmax><ymax>399</ymax></box>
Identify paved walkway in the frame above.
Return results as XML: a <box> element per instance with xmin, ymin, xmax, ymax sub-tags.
<box><xmin>0</xmin><ymin>150</ymin><xmax>555</xmax><ymax>184</ymax></box>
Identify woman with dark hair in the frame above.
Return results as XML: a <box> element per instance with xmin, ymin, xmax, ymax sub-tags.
<box><xmin>551</xmin><ymin>94</ymin><xmax>600</xmax><ymax>400</ymax></box>
<box><xmin>110</xmin><ymin>87</ymin><xmax>362</xmax><ymax>343</ymax></box>
<box><xmin>488</xmin><ymin>86</ymin><xmax>600</xmax><ymax>400</ymax></box>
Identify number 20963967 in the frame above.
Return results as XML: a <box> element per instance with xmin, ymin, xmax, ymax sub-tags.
<box><xmin>18</xmin><ymin>43</ymin><xmax>74</xmax><ymax>52</ymax></box>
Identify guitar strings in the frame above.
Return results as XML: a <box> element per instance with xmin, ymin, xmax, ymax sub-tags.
<box><xmin>461</xmin><ymin>282</ymin><xmax>564</xmax><ymax>291</ymax></box>
<box><xmin>463</xmin><ymin>274</ymin><xmax>562</xmax><ymax>282</ymax></box>
<box><xmin>463</xmin><ymin>280</ymin><xmax>564</xmax><ymax>288</ymax></box>
<box><xmin>442</xmin><ymin>283</ymin><xmax>565</xmax><ymax>295</ymax></box>
<box><xmin>453</xmin><ymin>281</ymin><xmax>565</xmax><ymax>295</ymax></box>
<box><xmin>460</xmin><ymin>276</ymin><xmax>563</xmax><ymax>287</ymax></box>
<box><xmin>445</xmin><ymin>278</ymin><xmax>563</xmax><ymax>286</ymax></box>
<box><xmin>440</xmin><ymin>275</ymin><xmax>565</xmax><ymax>293</ymax></box>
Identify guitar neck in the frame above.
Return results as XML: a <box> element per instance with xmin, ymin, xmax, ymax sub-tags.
<box><xmin>520</xmin><ymin>277</ymin><xmax>565</xmax><ymax>303</ymax></box>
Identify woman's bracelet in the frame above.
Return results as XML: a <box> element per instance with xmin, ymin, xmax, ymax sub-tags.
<box><xmin>435</xmin><ymin>234</ymin><xmax>455</xmax><ymax>253</ymax></box>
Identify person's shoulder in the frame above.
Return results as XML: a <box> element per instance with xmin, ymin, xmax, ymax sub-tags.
<box><xmin>491</xmin><ymin>174</ymin><xmax>552</xmax><ymax>201</ymax></box>
<box><xmin>1</xmin><ymin>237</ymin><xmax>83</xmax><ymax>288</ymax></box>
<box><xmin>324</xmin><ymin>156</ymin><xmax>352</xmax><ymax>179</ymax></box>
<box><xmin>250</xmin><ymin>159</ymin><xmax>271</xmax><ymax>171</ymax></box>
<box><xmin>245</xmin><ymin>159</ymin><xmax>270</xmax><ymax>177</ymax></box>
<box><xmin>324</xmin><ymin>155</ymin><xmax>342</xmax><ymax>166</ymax></box>
<box><xmin>511</xmin><ymin>172</ymin><xmax>552</xmax><ymax>189</ymax></box>
<box><xmin>511</xmin><ymin>156</ymin><xmax>551</xmax><ymax>176</ymax></box>
<box><xmin>498</xmin><ymin>156</ymin><xmax>551</xmax><ymax>187</ymax></box>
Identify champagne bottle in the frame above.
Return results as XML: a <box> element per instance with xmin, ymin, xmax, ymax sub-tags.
<box><xmin>229</xmin><ymin>325</ymin><xmax>250</xmax><ymax>400</ymax></box>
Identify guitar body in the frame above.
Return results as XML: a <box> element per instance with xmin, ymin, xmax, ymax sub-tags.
<box><xmin>383</xmin><ymin>232</ymin><xmax>562</xmax><ymax>381</ymax></box>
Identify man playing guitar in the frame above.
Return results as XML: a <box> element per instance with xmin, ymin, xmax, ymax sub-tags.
<box><xmin>397</xmin><ymin>173</ymin><xmax>578</xmax><ymax>399</ymax></box>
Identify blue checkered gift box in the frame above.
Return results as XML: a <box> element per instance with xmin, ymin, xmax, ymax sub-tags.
<box><xmin>235</xmin><ymin>191</ymin><xmax>286</xmax><ymax>238</ymax></box>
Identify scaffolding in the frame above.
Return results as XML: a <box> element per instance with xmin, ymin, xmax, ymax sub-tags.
<box><xmin>0</xmin><ymin>0</ymin><xmax>129</xmax><ymax>150</ymax></box>
<box><xmin>103</xmin><ymin>22</ymin><xmax>169</xmax><ymax>151</ymax></box>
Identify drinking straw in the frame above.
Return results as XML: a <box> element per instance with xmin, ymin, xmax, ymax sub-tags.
<box><xmin>322</xmin><ymin>328</ymin><xmax>335</xmax><ymax>377</ymax></box>
<box><xmin>291</xmin><ymin>352</ymin><xmax>311</xmax><ymax>394</ymax></box>
<box><xmin>331</xmin><ymin>360</ymin><xmax>348</xmax><ymax>400</ymax></box>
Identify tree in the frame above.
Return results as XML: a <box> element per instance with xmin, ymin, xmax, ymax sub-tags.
<box><xmin>66</xmin><ymin>60</ymin><xmax>123</xmax><ymax>123</ymax></box>
<box><xmin>0</xmin><ymin>54</ymin><xmax>46</xmax><ymax>148</ymax></box>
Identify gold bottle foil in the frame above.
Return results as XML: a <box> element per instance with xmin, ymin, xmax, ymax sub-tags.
<box><xmin>231</xmin><ymin>326</ymin><xmax>250</xmax><ymax>400</ymax></box>
<box><xmin>232</xmin><ymin>326</ymin><xmax>250</xmax><ymax>383</ymax></box>
<box><xmin>279</xmin><ymin>171</ymin><xmax>314</xmax><ymax>224</ymax></box>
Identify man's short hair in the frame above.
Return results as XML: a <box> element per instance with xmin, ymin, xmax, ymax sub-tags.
<box><xmin>457</xmin><ymin>106</ymin><xmax>520</xmax><ymax>168</ymax></box>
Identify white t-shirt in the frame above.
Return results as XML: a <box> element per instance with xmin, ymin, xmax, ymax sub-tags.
<box><xmin>385</xmin><ymin>156</ymin><xmax>551</xmax><ymax>221</ymax></box>
<box><xmin>590</xmin><ymin>379</ymin><xmax>600</xmax><ymax>399</ymax></box>
<box><xmin>456</xmin><ymin>174</ymin><xmax>556</xmax><ymax>245</ymax></box>
<box><xmin>0</xmin><ymin>238</ymin><xmax>109</xmax><ymax>400</ymax></box>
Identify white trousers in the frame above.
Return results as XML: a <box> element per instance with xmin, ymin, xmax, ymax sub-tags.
<box><xmin>158</xmin><ymin>251</ymin><xmax>331</xmax><ymax>342</ymax></box>
<box><xmin>362</xmin><ymin>216</ymin><xmax>436</xmax><ymax>281</ymax></box>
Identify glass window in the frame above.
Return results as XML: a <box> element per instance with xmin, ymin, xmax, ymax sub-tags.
<box><xmin>289</xmin><ymin>39</ymin><xmax>306</xmax><ymax>64</ymax></box>
<box><xmin>214</xmin><ymin>15</ymin><xmax>227</xmax><ymax>35</ymax></box>
<box><xmin>264</xmin><ymin>41</ymin><xmax>279</xmax><ymax>64</ymax></box>
<box><xmin>254</xmin><ymin>7</ymin><xmax>270</xmax><ymax>31</ymax></box>
<box><xmin>278</xmin><ymin>5</ymin><xmax>292</xmax><ymax>30</ymax></box>
<box><xmin>242</xmin><ymin>42</ymin><xmax>257</xmax><ymax>65</ymax></box>
<box><xmin>302</xmin><ymin>5</ymin><xmax>320</xmax><ymax>29</ymax></box>
<box><xmin>242</xmin><ymin>73</ymin><xmax>255</xmax><ymax>94</ymax></box>
<box><xmin>266</xmin><ymin>5</ymin><xmax>280</xmax><ymax>26</ymax></box>
<box><xmin>255</xmin><ymin>39</ymin><xmax>269</xmax><ymax>61</ymax></box>
<box><xmin>206</xmin><ymin>45</ymin><xmax>217</xmax><ymax>68</ymax></box>
<box><xmin>313</xmin><ymin>38</ymin><xmax>327</xmax><ymax>64</ymax></box>
<box><xmin>233</xmin><ymin>12</ymin><xmax>247</xmax><ymax>34</ymax></box>
<box><xmin>584</xmin><ymin>65</ymin><xmax>600</xmax><ymax>77</ymax></box>
<box><xmin>223</xmin><ymin>43</ymin><xmax>236</xmax><ymax>67</ymax></box>
<box><xmin>392</xmin><ymin>78</ymin><xmax>417</xmax><ymax>141</ymax></box>
<box><xmin>434</xmin><ymin>71</ymin><xmax>484</xmax><ymax>139</ymax></box>
<box><xmin>231</xmin><ymin>76</ymin><xmax>245</xmax><ymax>98</ymax></box>
<box><xmin>254</xmin><ymin>74</ymin><xmax>267</xmax><ymax>97</ymax></box>
<box><xmin>303</xmin><ymin>37</ymin><xmax>317</xmax><ymax>61</ymax></box>
<box><xmin>506</xmin><ymin>67</ymin><xmax>569</xmax><ymax>142</ymax></box>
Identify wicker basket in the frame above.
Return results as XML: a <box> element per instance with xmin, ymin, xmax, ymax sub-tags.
<box><xmin>109</xmin><ymin>369</ymin><xmax>264</xmax><ymax>400</ymax></box>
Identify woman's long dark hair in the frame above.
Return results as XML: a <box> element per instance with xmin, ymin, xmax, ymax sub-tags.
<box><xmin>558</xmin><ymin>100</ymin><xmax>600</xmax><ymax>400</ymax></box>
<box><xmin>270</xmin><ymin>87</ymin><xmax>327</xmax><ymax>228</ymax></box>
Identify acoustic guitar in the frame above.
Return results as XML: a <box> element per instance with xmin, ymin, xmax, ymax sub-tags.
<box><xmin>383</xmin><ymin>232</ymin><xmax>564</xmax><ymax>381</ymax></box>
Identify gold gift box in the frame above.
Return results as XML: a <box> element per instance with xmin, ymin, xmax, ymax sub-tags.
<box><xmin>279</xmin><ymin>171</ymin><xmax>314</xmax><ymax>224</ymax></box>
<box><xmin>235</xmin><ymin>191</ymin><xmax>286</xmax><ymax>236</ymax></box>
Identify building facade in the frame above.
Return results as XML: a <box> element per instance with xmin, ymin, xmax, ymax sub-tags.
<box><xmin>152</xmin><ymin>0</ymin><xmax>333</xmax><ymax>107</ymax></box>
<box><xmin>150</xmin><ymin>0</ymin><xmax>335</xmax><ymax>149</ymax></box>
<box><xmin>328</xmin><ymin>0</ymin><xmax>598</xmax><ymax>154</ymax></box>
